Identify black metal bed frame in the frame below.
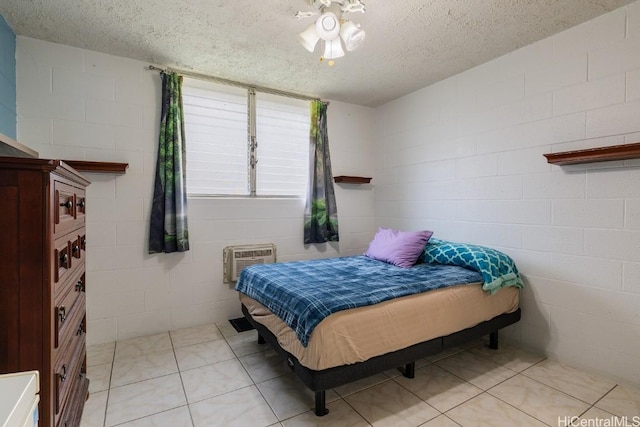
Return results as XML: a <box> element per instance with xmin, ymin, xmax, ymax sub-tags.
<box><xmin>241</xmin><ymin>304</ymin><xmax>521</xmax><ymax>416</ymax></box>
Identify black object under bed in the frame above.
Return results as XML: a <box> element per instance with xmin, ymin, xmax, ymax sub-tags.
<box><xmin>241</xmin><ymin>303</ymin><xmax>521</xmax><ymax>416</ymax></box>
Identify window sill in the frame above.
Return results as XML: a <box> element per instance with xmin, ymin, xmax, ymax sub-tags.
<box><xmin>187</xmin><ymin>194</ymin><xmax>304</xmax><ymax>200</ymax></box>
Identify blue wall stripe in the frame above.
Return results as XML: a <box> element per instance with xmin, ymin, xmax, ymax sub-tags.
<box><xmin>0</xmin><ymin>15</ymin><xmax>16</xmax><ymax>139</ymax></box>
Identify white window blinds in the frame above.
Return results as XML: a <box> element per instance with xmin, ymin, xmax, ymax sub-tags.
<box><xmin>256</xmin><ymin>92</ymin><xmax>309</xmax><ymax>196</ymax></box>
<box><xmin>183</xmin><ymin>81</ymin><xmax>248</xmax><ymax>195</ymax></box>
<box><xmin>182</xmin><ymin>78</ymin><xmax>310</xmax><ymax>197</ymax></box>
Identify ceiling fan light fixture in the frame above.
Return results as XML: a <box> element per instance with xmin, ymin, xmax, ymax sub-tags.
<box><xmin>315</xmin><ymin>12</ymin><xmax>341</xmax><ymax>40</ymax></box>
<box><xmin>296</xmin><ymin>0</ymin><xmax>366</xmax><ymax>64</ymax></box>
<box><xmin>339</xmin><ymin>20</ymin><xmax>365</xmax><ymax>51</ymax></box>
<box><xmin>341</xmin><ymin>0</ymin><xmax>366</xmax><ymax>14</ymax></box>
<box><xmin>295</xmin><ymin>10</ymin><xmax>317</xmax><ymax>19</ymax></box>
<box><xmin>311</xmin><ymin>0</ymin><xmax>332</xmax><ymax>8</ymax></box>
<box><xmin>323</xmin><ymin>37</ymin><xmax>345</xmax><ymax>59</ymax></box>
<box><xmin>298</xmin><ymin>23</ymin><xmax>321</xmax><ymax>52</ymax></box>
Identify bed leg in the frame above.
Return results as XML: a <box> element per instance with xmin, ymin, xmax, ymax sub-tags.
<box><xmin>402</xmin><ymin>362</ymin><xmax>415</xmax><ymax>379</ymax></box>
<box><xmin>257</xmin><ymin>333</ymin><xmax>266</xmax><ymax>345</ymax></box>
<box><xmin>489</xmin><ymin>331</ymin><xmax>498</xmax><ymax>350</ymax></box>
<box><xmin>314</xmin><ymin>391</ymin><xmax>329</xmax><ymax>416</ymax></box>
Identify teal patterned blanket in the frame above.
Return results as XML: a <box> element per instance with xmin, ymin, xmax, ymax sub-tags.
<box><xmin>422</xmin><ymin>239</ymin><xmax>524</xmax><ymax>294</ymax></box>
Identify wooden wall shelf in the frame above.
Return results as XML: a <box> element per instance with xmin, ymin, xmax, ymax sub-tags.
<box><xmin>334</xmin><ymin>176</ymin><xmax>372</xmax><ymax>184</ymax></box>
<box><xmin>64</xmin><ymin>160</ymin><xmax>129</xmax><ymax>174</ymax></box>
<box><xmin>544</xmin><ymin>142</ymin><xmax>640</xmax><ymax>165</ymax></box>
<box><xmin>0</xmin><ymin>133</ymin><xmax>128</xmax><ymax>174</ymax></box>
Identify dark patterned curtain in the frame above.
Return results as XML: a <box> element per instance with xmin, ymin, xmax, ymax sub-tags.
<box><xmin>149</xmin><ymin>72</ymin><xmax>190</xmax><ymax>253</ymax></box>
<box><xmin>304</xmin><ymin>101</ymin><xmax>339</xmax><ymax>243</ymax></box>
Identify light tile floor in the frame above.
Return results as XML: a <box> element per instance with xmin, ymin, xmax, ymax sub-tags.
<box><xmin>81</xmin><ymin>322</ymin><xmax>640</xmax><ymax>427</ymax></box>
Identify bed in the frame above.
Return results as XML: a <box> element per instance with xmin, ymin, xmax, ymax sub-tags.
<box><xmin>235</xmin><ymin>237</ymin><xmax>523</xmax><ymax>416</ymax></box>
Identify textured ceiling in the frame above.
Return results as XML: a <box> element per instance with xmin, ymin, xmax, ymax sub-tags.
<box><xmin>0</xmin><ymin>0</ymin><xmax>634</xmax><ymax>107</ymax></box>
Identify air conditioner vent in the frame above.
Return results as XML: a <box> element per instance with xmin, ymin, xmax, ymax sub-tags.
<box><xmin>236</xmin><ymin>249</ymin><xmax>273</xmax><ymax>258</ymax></box>
<box><xmin>224</xmin><ymin>244</ymin><xmax>276</xmax><ymax>283</ymax></box>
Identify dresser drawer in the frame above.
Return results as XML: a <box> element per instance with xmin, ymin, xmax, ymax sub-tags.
<box><xmin>53</xmin><ymin>179</ymin><xmax>86</xmax><ymax>237</ymax></box>
<box><xmin>74</xmin><ymin>233</ymin><xmax>87</xmax><ymax>262</ymax></box>
<box><xmin>53</xmin><ymin>231</ymin><xmax>85</xmax><ymax>286</ymax></box>
<box><xmin>57</xmin><ymin>372</ymin><xmax>89</xmax><ymax>427</ymax></box>
<box><xmin>54</xmin><ymin>269</ymin><xmax>86</xmax><ymax>305</ymax></box>
<box><xmin>54</xmin><ymin>317</ymin><xmax>86</xmax><ymax>417</ymax></box>
<box><xmin>54</xmin><ymin>274</ymin><xmax>86</xmax><ymax>350</ymax></box>
<box><xmin>53</xmin><ymin>239</ymin><xmax>71</xmax><ymax>284</ymax></box>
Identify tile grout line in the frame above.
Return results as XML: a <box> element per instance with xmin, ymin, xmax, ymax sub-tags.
<box><xmin>110</xmin><ymin>406</ymin><xmax>192</xmax><ymax>427</ymax></box>
<box><xmin>389</xmin><ymin>348</ymin><xmax>483</xmax><ymax>414</ymax></box>
<box><xmin>387</xmin><ymin>354</ymin><xmax>506</xmax><ymax>424</ymax></box>
<box><xmin>481</xmin><ymin>378</ymin><xmax>553</xmax><ymax>426</ymax></box>
<box><xmin>102</xmin><ymin>333</ymin><xmax>194</xmax><ymax>426</ymax></box>
<box><xmin>221</xmin><ymin>328</ymin><xmax>281</xmax><ymax>425</ymax></box>
<box><xmin>231</xmin><ymin>328</ymin><xmax>373</xmax><ymax>425</ymax></box>
<box><xmin>92</xmin><ymin>325</ymin><xmax>634</xmax><ymax>427</ymax></box>
<box><xmin>389</xmin><ymin>369</ymin><xmax>446</xmax><ymax>419</ymax></box>
<box><xmin>101</xmin><ymin>342</ymin><xmax>116</xmax><ymax>427</ymax></box>
<box><xmin>519</xmin><ymin>362</ymin><xmax>617</xmax><ymax>406</ymax></box>
<box><xmin>168</xmin><ymin>330</ymin><xmax>197</xmax><ymax>427</ymax></box>
<box><xmin>405</xmin><ymin>348</ymin><xmax>552</xmax><ymax>426</ymax></box>
<box><xmin>481</xmin><ymin>359</ymin><xmax>616</xmax><ymax>427</ymax></box>
<box><xmin>442</xmin><ymin>413</ymin><xmax>464</xmax><ymax>427</ymax></box>
<box><xmin>100</xmin><ymin>331</ymin><xmax>381</xmax><ymax>425</ymax></box>
<box><xmin>339</xmin><ymin>396</ymin><xmax>375</xmax><ymax>426</ymax></box>
<box><xmin>478</xmin><ymin>358</ymin><xmax>558</xmax><ymax>427</ymax></box>
<box><xmin>577</xmin><ymin>384</ymin><xmax>620</xmax><ymax>419</ymax></box>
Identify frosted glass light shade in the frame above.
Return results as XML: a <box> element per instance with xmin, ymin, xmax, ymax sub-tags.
<box><xmin>340</xmin><ymin>21</ymin><xmax>366</xmax><ymax>51</ymax></box>
<box><xmin>315</xmin><ymin>12</ymin><xmax>340</xmax><ymax>41</ymax></box>
<box><xmin>323</xmin><ymin>37</ymin><xmax>345</xmax><ymax>59</ymax></box>
<box><xmin>298</xmin><ymin>23</ymin><xmax>320</xmax><ymax>52</ymax></box>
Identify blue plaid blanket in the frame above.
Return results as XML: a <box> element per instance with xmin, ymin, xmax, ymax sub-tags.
<box><xmin>235</xmin><ymin>255</ymin><xmax>483</xmax><ymax>347</ymax></box>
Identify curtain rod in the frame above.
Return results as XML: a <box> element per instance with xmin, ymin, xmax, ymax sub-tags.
<box><xmin>147</xmin><ymin>65</ymin><xmax>322</xmax><ymax>103</ymax></box>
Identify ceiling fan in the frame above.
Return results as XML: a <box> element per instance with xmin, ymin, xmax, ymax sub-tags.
<box><xmin>296</xmin><ymin>0</ymin><xmax>366</xmax><ymax>65</ymax></box>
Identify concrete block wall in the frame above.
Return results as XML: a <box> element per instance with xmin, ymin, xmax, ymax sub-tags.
<box><xmin>12</xmin><ymin>0</ymin><xmax>640</xmax><ymax>387</ymax></box>
<box><xmin>375</xmin><ymin>1</ymin><xmax>640</xmax><ymax>385</ymax></box>
<box><xmin>16</xmin><ymin>37</ymin><xmax>376</xmax><ymax>344</ymax></box>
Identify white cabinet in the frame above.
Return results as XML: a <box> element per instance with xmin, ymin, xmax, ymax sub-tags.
<box><xmin>0</xmin><ymin>371</ymin><xmax>39</xmax><ymax>427</ymax></box>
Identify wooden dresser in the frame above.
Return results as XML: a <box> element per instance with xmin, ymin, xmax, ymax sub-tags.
<box><xmin>0</xmin><ymin>157</ymin><xmax>90</xmax><ymax>427</ymax></box>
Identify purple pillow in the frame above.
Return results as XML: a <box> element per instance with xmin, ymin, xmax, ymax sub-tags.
<box><xmin>364</xmin><ymin>228</ymin><xmax>434</xmax><ymax>268</ymax></box>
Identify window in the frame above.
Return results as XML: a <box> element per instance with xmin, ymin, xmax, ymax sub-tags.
<box><xmin>182</xmin><ymin>78</ymin><xmax>310</xmax><ymax>197</ymax></box>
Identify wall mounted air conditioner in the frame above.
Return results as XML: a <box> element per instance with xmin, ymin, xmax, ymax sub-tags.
<box><xmin>223</xmin><ymin>243</ymin><xmax>276</xmax><ymax>283</ymax></box>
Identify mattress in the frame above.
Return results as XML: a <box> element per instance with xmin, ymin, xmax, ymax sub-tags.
<box><xmin>240</xmin><ymin>283</ymin><xmax>519</xmax><ymax>371</ymax></box>
<box><xmin>236</xmin><ymin>255</ymin><xmax>486</xmax><ymax>347</ymax></box>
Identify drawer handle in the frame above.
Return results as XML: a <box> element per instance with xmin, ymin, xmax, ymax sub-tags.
<box><xmin>58</xmin><ymin>306</ymin><xmax>67</xmax><ymax>324</ymax></box>
<box><xmin>60</xmin><ymin>200</ymin><xmax>72</xmax><ymax>209</ymax></box>
<box><xmin>77</xmin><ymin>321</ymin><xmax>85</xmax><ymax>336</ymax></box>
<box><xmin>72</xmin><ymin>244</ymin><xmax>80</xmax><ymax>256</ymax></box>
<box><xmin>60</xmin><ymin>364</ymin><xmax>67</xmax><ymax>383</ymax></box>
<box><xmin>75</xmin><ymin>279</ymin><xmax>85</xmax><ymax>293</ymax></box>
<box><xmin>60</xmin><ymin>252</ymin><xmax>69</xmax><ymax>268</ymax></box>
<box><xmin>77</xmin><ymin>200</ymin><xmax>86</xmax><ymax>209</ymax></box>
<box><xmin>81</xmin><ymin>236</ymin><xmax>86</xmax><ymax>250</ymax></box>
